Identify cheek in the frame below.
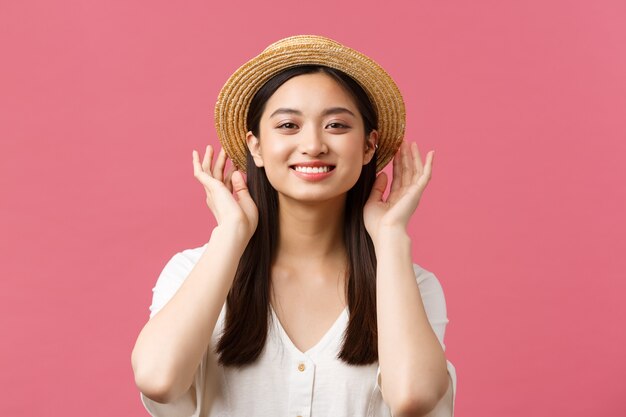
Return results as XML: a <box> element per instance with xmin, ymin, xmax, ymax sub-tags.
<box><xmin>341</xmin><ymin>141</ymin><xmax>367</xmax><ymax>164</ymax></box>
<box><xmin>260</xmin><ymin>138</ymin><xmax>290</xmax><ymax>161</ymax></box>
<box><xmin>259</xmin><ymin>141</ymin><xmax>291</xmax><ymax>183</ymax></box>
<box><xmin>261</xmin><ymin>146</ymin><xmax>289</xmax><ymax>170</ymax></box>
<box><xmin>331</xmin><ymin>142</ymin><xmax>364</xmax><ymax>176</ymax></box>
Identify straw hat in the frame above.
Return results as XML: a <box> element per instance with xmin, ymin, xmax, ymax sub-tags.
<box><xmin>214</xmin><ymin>34</ymin><xmax>406</xmax><ymax>173</ymax></box>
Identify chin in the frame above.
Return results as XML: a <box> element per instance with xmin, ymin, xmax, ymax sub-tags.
<box><xmin>266</xmin><ymin>172</ymin><xmax>359</xmax><ymax>204</ymax></box>
<box><xmin>277</xmin><ymin>189</ymin><xmax>349</xmax><ymax>205</ymax></box>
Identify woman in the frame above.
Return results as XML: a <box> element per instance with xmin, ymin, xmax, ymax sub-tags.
<box><xmin>132</xmin><ymin>35</ymin><xmax>456</xmax><ymax>417</ymax></box>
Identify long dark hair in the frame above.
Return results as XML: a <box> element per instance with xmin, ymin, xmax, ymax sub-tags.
<box><xmin>215</xmin><ymin>65</ymin><xmax>379</xmax><ymax>366</ymax></box>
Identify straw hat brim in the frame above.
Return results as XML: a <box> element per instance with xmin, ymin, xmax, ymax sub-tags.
<box><xmin>214</xmin><ymin>35</ymin><xmax>406</xmax><ymax>173</ymax></box>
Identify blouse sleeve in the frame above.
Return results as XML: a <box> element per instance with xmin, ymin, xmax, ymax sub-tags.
<box><xmin>145</xmin><ymin>244</ymin><xmax>208</xmax><ymax>319</ymax></box>
<box><xmin>375</xmin><ymin>263</ymin><xmax>457</xmax><ymax>416</ymax></box>
<box><xmin>138</xmin><ymin>243</ymin><xmax>221</xmax><ymax>417</ymax></box>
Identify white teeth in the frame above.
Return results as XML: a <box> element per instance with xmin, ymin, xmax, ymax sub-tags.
<box><xmin>293</xmin><ymin>166</ymin><xmax>331</xmax><ymax>173</ymax></box>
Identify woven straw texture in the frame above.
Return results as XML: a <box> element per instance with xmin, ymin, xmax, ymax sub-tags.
<box><xmin>214</xmin><ymin>35</ymin><xmax>406</xmax><ymax>173</ymax></box>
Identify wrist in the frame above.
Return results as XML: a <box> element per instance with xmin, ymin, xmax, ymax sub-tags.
<box><xmin>211</xmin><ymin>224</ymin><xmax>252</xmax><ymax>251</ymax></box>
<box><xmin>373</xmin><ymin>225</ymin><xmax>411</xmax><ymax>249</ymax></box>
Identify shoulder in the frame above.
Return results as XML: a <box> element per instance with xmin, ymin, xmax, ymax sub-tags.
<box><xmin>412</xmin><ymin>262</ymin><xmax>446</xmax><ymax>297</ymax></box>
<box><xmin>147</xmin><ymin>242</ymin><xmax>210</xmax><ymax>319</ymax></box>
<box><xmin>156</xmin><ymin>243</ymin><xmax>209</xmax><ymax>283</ymax></box>
<box><xmin>411</xmin><ymin>262</ymin><xmax>449</xmax><ymax>347</ymax></box>
<box><xmin>166</xmin><ymin>242</ymin><xmax>209</xmax><ymax>268</ymax></box>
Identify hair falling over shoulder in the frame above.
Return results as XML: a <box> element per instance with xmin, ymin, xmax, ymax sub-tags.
<box><xmin>215</xmin><ymin>65</ymin><xmax>380</xmax><ymax>367</ymax></box>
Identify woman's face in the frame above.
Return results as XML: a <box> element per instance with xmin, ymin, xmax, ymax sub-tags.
<box><xmin>246</xmin><ymin>72</ymin><xmax>377</xmax><ymax>204</ymax></box>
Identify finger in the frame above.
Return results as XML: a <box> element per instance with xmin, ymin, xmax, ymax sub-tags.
<box><xmin>231</xmin><ymin>170</ymin><xmax>247</xmax><ymax>195</ymax></box>
<box><xmin>423</xmin><ymin>150</ymin><xmax>434</xmax><ymax>182</ymax></box>
<box><xmin>232</xmin><ymin>171</ymin><xmax>258</xmax><ymax>224</ymax></box>
<box><xmin>202</xmin><ymin>145</ymin><xmax>213</xmax><ymax>176</ymax></box>
<box><xmin>213</xmin><ymin>148</ymin><xmax>227</xmax><ymax>181</ymax></box>
<box><xmin>415</xmin><ymin>150</ymin><xmax>434</xmax><ymax>192</ymax></box>
<box><xmin>224</xmin><ymin>163</ymin><xmax>235</xmax><ymax>193</ymax></box>
<box><xmin>193</xmin><ymin>149</ymin><xmax>206</xmax><ymax>178</ymax></box>
<box><xmin>367</xmin><ymin>172</ymin><xmax>388</xmax><ymax>203</ymax></box>
<box><xmin>412</xmin><ymin>142</ymin><xmax>424</xmax><ymax>179</ymax></box>
<box><xmin>193</xmin><ymin>150</ymin><xmax>200</xmax><ymax>176</ymax></box>
<box><xmin>389</xmin><ymin>145</ymin><xmax>402</xmax><ymax>195</ymax></box>
<box><xmin>402</xmin><ymin>141</ymin><xmax>412</xmax><ymax>189</ymax></box>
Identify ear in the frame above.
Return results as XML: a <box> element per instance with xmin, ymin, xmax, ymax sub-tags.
<box><xmin>363</xmin><ymin>130</ymin><xmax>379</xmax><ymax>165</ymax></box>
<box><xmin>246</xmin><ymin>131</ymin><xmax>264</xmax><ymax>168</ymax></box>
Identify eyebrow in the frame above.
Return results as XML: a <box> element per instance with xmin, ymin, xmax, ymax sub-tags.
<box><xmin>268</xmin><ymin>107</ymin><xmax>356</xmax><ymax>119</ymax></box>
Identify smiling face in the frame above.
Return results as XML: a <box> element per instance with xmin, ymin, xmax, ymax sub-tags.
<box><xmin>246</xmin><ymin>72</ymin><xmax>378</xmax><ymax>204</ymax></box>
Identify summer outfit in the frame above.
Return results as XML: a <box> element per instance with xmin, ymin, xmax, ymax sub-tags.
<box><xmin>139</xmin><ymin>243</ymin><xmax>457</xmax><ymax>417</ymax></box>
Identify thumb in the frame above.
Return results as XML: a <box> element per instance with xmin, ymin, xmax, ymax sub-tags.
<box><xmin>231</xmin><ymin>170</ymin><xmax>249</xmax><ymax>197</ymax></box>
<box><xmin>367</xmin><ymin>172</ymin><xmax>388</xmax><ymax>203</ymax></box>
<box><xmin>231</xmin><ymin>170</ymin><xmax>257</xmax><ymax>222</ymax></box>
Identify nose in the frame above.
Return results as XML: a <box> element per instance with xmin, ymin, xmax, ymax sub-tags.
<box><xmin>299</xmin><ymin>125</ymin><xmax>328</xmax><ymax>156</ymax></box>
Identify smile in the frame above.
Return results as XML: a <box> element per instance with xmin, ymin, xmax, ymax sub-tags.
<box><xmin>291</xmin><ymin>165</ymin><xmax>335</xmax><ymax>173</ymax></box>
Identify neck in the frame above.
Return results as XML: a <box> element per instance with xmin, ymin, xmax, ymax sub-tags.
<box><xmin>274</xmin><ymin>194</ymin><xmax>347</xmax><ymax>269</ymax></box>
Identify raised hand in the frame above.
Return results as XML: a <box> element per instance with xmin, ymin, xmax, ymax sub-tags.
<box><xmin>192</xmin><ymin>145</ymin><xmax>259</xmax><ymax>242</ymax></box>
<box><xmin>363</xmin><ymin>141</ymin><xmax>434</xmax><ymax>244</ymax></box>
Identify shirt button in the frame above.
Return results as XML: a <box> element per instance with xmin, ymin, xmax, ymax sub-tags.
<box><xmin>298</xmin><ymin>363</ymin><xmax>306</xmax><ymax>372</ymax></box>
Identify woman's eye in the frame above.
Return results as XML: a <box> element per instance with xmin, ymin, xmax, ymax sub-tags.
<box><xmin>278</xmin><ymin>122</ymin><xmax>297</xmax><ymax>129</ymax></box>
<box><xmin>327</xmin><ymin>122</ymin><xmax>349</xmax><ymax>129</ymax></box>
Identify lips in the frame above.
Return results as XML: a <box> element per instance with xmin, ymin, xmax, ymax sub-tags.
<box><xmin>290</xmin><ymin>165</ymin><xmax>336</xmax><ymax>173</ymax></box>
<box><xmin>288</xmin><ymin>160</ymin><xmax>337</xmax><ymax>182</ymax></box>
<box><xmin>289</xmin><ymin>161</ymin><xmax>336</xmax><ymax>169</ymax></box>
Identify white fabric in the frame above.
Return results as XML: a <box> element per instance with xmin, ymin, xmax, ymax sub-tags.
<box><xmin>139</xmin><ymin>243</ymin><xmax>457</xmax><ymax>417</ymax></box>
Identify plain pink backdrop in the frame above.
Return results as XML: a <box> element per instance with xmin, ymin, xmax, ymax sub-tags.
<box><xmin>1</xmin><ymin>1</ymin><xmax>624</xmax><ymax>416</ymax></box>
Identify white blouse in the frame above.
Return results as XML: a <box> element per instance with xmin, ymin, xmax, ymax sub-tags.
<box><xmin>139</xmin><ymin>243</ymin><xmax>457</xmax><ymax>417</ymax></box>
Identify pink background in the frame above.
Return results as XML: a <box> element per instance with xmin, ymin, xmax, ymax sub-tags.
<box><xmin>1</xmin><ymin>1</ymin><xmax>624</xmax><ymax>416</ymax></box>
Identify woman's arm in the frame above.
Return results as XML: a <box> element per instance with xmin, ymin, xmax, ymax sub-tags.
<box><xmin>131</xmin><ymin>145</ymin><xmax>257</xmax><ymax>404</ymax></box>
<box><xmin>131</xmin><ymin>225</ymin><xmax>247</xmax><ymax>404</ymax></box>
<box><xmin>363</xmin><ymin>141</ymin><xmax>449</xmax><ymax>415</ymax></box>
<box><xmin>374</xmin><ymin>228</ymin><xmax>449</xmax><ymax>416</ymax></box>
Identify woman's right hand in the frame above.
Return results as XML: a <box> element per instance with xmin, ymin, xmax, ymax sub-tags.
<box><xmin>192</xmin><ymin>145</ymin><xmax>259</xmax><ymax>242</ymax></box>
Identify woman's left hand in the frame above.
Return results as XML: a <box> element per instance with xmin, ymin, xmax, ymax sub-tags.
<box><xmin>363</xmin><ymin>141</ymin><xmax>434</xmax><ymax>244</ymax></box>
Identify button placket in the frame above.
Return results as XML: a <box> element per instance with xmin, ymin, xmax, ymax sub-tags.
<box><xmin>287</xmin><ymin>356</ymin><xmax>315</xmax><ymax>417</ymax></box>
